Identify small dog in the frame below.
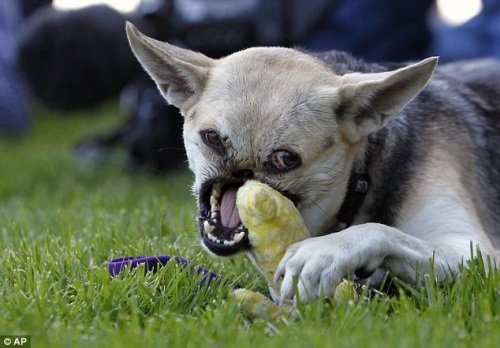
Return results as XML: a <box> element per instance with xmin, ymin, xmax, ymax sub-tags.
<box><xmin>126</xmin><ymin>23</ymin><xmax>500</xmax><ymax>304</ymax></box>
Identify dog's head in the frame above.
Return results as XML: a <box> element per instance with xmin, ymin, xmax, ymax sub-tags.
<box><xmin>126</xmin><ymin>23</ymin><xmax>437</xmax><ymax>256</ymax></box>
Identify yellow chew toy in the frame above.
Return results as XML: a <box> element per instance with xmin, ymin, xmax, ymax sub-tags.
<box><xmin>237</xmin><ymin>180</ymin><xmax>309</xmax><ymax>295</ymax></box>
<box><xmin>232</xmin><ymin>180</ymin><xmax>357</xmax><ymax>319</ymax></box>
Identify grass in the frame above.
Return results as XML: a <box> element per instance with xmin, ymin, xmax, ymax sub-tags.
<box><xmin>1</xmin><ymin>102</ymin><xmax>499</xmax><ymax>347</ymax></box>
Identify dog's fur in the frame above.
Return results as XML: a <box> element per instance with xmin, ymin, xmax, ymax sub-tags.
<box><xmin>126</xmin><ymin>22</ymin><xmax>500</xmax><ymax>304</ymax></box>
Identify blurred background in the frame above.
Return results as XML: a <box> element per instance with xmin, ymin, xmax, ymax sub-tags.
<box><xmin>1</xmin><ymin>0</ymin><xmax>499</xmax><ymax>174</ymax></box>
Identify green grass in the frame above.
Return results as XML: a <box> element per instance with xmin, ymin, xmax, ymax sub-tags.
<box><xmin>1</xmin><ymin>103</ymin><xmax>499</xmax><ymax>347</ymax></box>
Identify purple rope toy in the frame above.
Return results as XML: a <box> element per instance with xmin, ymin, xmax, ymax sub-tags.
<box><xmin>108</xmin><ymin>255</ymin><xmax>220</xmax><ymax>287</ymax></box>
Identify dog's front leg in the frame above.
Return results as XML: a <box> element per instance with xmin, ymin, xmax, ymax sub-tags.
<box><xmin>274</xmin><ymin>222</ymin><xmax>476</xmax><ymax>305</ymax></box>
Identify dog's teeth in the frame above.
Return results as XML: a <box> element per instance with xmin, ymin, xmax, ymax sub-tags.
<box><xmin>210</xmin><ymin>211</ymin><xmax>219</xmax><ymax>219</ymax></box>
<box><xmin>211</xmin><ymin>203</ymin><xmax>220</xmax><ymax>212</ymax></box>
<box><xmin>212</xmin><ymin>183</ymin><xmax>222</xmax><ymax>198</ymax></box>
<box><xmin>203</xmin><ymin>220</ymin><xmax>216</xmax><ymax>234</ymax></box>
<box><xmin>210</xmin><ymin>196</ymin><xmax>218</xmax><ymax>206</ymax></box>
<box><xmin>233</xmin><ymin>231</ymin><xmax>245</xmax><ymax>244</ymax></box>
<box><xmin>224</xmin><ymin>240</ymin><xmax>235</xmax><ymax>246</ymax></box>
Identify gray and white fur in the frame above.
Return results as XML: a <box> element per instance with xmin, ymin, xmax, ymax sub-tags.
<box><xmin>125</xmin><ymin>22</ymin><xmax>500</xmax><ymax>304</ymax></box>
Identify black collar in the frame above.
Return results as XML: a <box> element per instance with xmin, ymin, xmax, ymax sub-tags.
<box><xmin>336</xmin><ymin>156</ymin><xmax>371</xmax><ymax>229</ymax></box>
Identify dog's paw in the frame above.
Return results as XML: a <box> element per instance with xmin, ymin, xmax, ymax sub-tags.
<box><xmin>274</xmin><ymin>236</ymin><xmax>347</xmax><ymax>304</ymax></box>
<box><xmin>274</xmin><ymin>225</ymin><xmax>387</xmax><ymax>304</ymax></box>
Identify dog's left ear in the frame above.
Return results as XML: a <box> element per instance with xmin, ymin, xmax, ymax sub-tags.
<box><xmin>336</xmin><ymin>57</ymin><xmax>438</xmax><ymax>142</ymax></box>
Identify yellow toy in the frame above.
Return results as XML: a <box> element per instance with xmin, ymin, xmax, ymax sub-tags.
<box><xmin>232</xmin><ymin>180</ymin><xmax>358</xmax><ymax>319</ymax></box>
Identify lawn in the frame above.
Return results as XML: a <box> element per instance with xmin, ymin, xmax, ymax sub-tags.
<box><xmin>0</xmin><ymin>102</ymin><xmax>499</xmax><ymax>348</ymax></box>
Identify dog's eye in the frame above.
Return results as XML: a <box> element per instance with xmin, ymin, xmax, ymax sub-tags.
<box><xmin>266</xmin><ymin>150</ymin><xmax>301</xmax><ymax>172</ymax></box>
<box><xmin>200</xmin><ymin>129</ymin><xmax>225</xmax><ymax>155</ymax></box>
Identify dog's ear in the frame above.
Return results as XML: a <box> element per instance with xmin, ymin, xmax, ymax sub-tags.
<box><xmin>336</xmin><ymin>57</ymin><xmax>438</xmax><ymax>142</ymax></box>
<box><xmin>126</xmin><ymin>22</ymin><xmax>215</xmax><ymax>111</ymax></box>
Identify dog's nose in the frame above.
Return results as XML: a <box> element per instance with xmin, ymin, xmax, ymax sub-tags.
<box><xmin>233</xmin><ymin>169</ymin><xmax>255</xmax><ymax>179</ymax></box>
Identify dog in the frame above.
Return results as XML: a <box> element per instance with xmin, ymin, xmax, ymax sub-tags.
<box><xmin>125</xmin><ymin>22</ymin><xmax>500</xmax><ymax>304</ymax></box>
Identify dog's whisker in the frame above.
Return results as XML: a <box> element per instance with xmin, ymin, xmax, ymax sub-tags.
<box><xmin>157</xmin><ymin>147</ymin><xmax>185</xmax><ymax>152</ymax></box>
<box><xmin>309</xmin><ymin>198</ymin><xmax>329</xmax><ymax>215</ymax></box>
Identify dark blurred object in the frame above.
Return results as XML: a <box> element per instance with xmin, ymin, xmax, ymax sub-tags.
<box><xmin>0</xmin><ymin>0</ymin><xmax>30</xmax><ymax>136</ymax></box>
<box><xmin>137</xmin><ymin>0</ymin><xmax>334</xmax><ymax>57</ymax></box>
<box><xmin>74</xmin><ymin>82</ymin><xmax>185</xmax><ymax>173</ymax></box>
<box><xmin>17</xmin><ymin>0</ymin><xmax>335</xmax><ymax>112</ymax></box>
<box><xmin>17</xmin><ymin>5</ymin><xmax>142</xmax><ymax>111</ymax></box>
<box><xmin>306</xmin><ymin>0</ymin><xmax>434</xmax><ymax>62</ymax></box>
<box><xmin>20</xmin><ymin>0</ymin><xmax>51</xmax><ymax>18</ymax></box>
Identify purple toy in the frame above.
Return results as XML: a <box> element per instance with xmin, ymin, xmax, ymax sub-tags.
<box><xmin>108</xmin><ymin>255</ymin><xmax>220</xmax><ymax>287</ymax></box>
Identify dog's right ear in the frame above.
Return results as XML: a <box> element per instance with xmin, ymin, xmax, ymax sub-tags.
<box><xmin>335</xmin><ymin>57</ymin><xmax>438</xmax><ymax>142</ymax></box>
<box><xmin>126</xmin><ymin>22</ymin><xmax>215</xmax><ymax>111</ymax></box>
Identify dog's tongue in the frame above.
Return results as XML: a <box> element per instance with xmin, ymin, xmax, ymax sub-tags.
<box><xmin>220</xmin><ymin>186</ymin><xmax>241</xmax><ymax>228</ymax></box>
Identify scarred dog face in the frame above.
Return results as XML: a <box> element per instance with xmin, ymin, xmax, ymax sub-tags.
<box><xmin>126</xmin><ymin>23</ymin><xmax>437</xmax><ymax>256</ymax></box>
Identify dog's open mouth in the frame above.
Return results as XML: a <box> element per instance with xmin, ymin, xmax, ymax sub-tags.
<box><xmin>199</xmin><ymin>181</ymin><xmax>250</xmax><ymax>256</ymax></box>
<box><xmin>199</xmin><ymin>180</ymin><xmax>301</xmax><ymax>256</ymax></box>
